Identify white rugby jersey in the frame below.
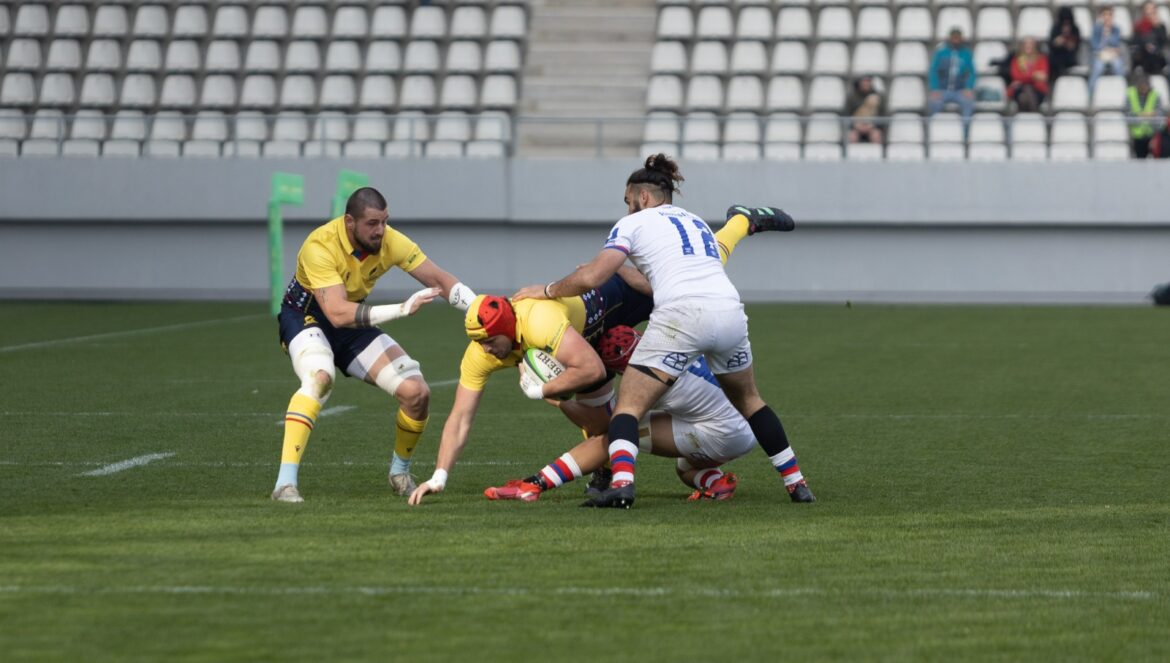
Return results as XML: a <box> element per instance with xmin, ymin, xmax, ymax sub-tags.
<box><xmin>604</xmin><ymin>204</ymin><xmax>740</xmax><ymax>306</ymax></box>
<box><xmin>653</xmin><ymin>357</ymin><xmax>742</xmax><ymax>425</ymax></box>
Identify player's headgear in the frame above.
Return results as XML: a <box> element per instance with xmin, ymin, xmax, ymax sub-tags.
<box><xmin>465</xmin><ymin>295</ymin><xmax>517</xmax><ymax>342</ymax></box>
<box><xmin>626</xmin><ymin>153</ymin><xmax>684</xmax><ymax>197</ymax></box>
<box><xmin>598</xmin><ymin>325</ymin><xmax>641</xmax><ymax>373</ymax></box>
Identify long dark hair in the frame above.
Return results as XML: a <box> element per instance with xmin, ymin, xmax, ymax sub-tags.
<box><xmin>626</xmin><ymin>153</ymin><xmax>684</xmax><ymax>200</ymax></box>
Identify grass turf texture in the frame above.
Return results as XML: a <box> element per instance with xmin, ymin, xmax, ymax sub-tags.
<box><xmin>1</xmin><ymin>301</ymin><xmax>1168</xmax><ymax>661</ymax></box>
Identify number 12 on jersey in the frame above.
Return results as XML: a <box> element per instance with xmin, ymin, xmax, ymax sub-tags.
<box><xmin>668</xmin><ymin>216</ymin><xmax>719</xmax><ymax>259</ymax></box>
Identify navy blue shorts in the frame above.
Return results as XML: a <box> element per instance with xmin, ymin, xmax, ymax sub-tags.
<box><xmin>580</xmin><ymin>274</ymin><xmax>655</xmax><ymax>347</ymax></box>
<box><xmin>277</xmin><ymin>280</ymin><xmax>386</xmax><ymax>376</ymax></box>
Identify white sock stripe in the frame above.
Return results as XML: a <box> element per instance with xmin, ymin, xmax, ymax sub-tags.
<box><xmin>782</xmin><ymin>470</ymin><xmax>805</xmax><ymax>486</ymax></box>
<box><xmin>612</xmin><ymin>471</ymin><xmax>635</xmax><ymax>484</ymax></box>
<box><xmin>559</xmin><ymin>453</ymin><xmax>582</xmax><ymax>479</ymax></box>
<box><xmin>610</xmin><ymin>440</ymin><xmax>639</xmax><ymax>456</ymax></box>
<box><xmin>696</xmin><ymin>468</ymin><xmax>722</xmax><ymax>489</ymax></box>
<box><xmin>539</xmin><ymin>467</ymin><xmax>563</xmax><ymax>487</ymax></box>
<box><xmin>769</xmin><ymin>448</ymin><xmax>796</xmax><ymax>466</ymax></box>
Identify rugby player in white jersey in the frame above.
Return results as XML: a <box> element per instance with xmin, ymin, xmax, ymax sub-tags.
<box><xmin>484</xmin><ymin>325</ymin><xmax>791</xmax><ymax>503</ymax></box>
<box><xmin>514</xmin><ymin>154</ymin><xmax>815</xmax><ymax>508</ymax></box>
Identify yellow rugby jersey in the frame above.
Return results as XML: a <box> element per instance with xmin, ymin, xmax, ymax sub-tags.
<box><xmin>294</xmin><ymin>216</ymin><xmax>427</xmax><ymax>302</ymax></box>
<box><xmin>458</xmin><ymin>297</ymin><xmax>587</xmax><ymax>391</ymax></box>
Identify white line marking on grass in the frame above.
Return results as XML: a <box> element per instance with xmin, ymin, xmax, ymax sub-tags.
<box><xmin>0</xmin><ymin>314</ymin><xmax>266</xmax><ymax>353</ymax></box>
<box><xmin>78</xmin><ymin>452</ymin><xmax>176</xmax><ymax>477</ymax></box>
<box><xmin>275</xmin><ymin>405</ymin><xmax>357</xmax><ymax>426</ymax></box>
<box><xmin>0</xmin><ymin>584</ymin><xmax>1157</xmax><ymax>602</ymax></box>
<box><xmin>4</xmin><ymin>459</ymin><xmax>524</xmax><ymax>468</ymax></box>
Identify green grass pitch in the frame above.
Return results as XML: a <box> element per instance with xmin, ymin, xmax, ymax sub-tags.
<box><xmin>1</xmin><ymin>301</ymin><xmax>1167</xmax><ymax>661</ymax></box>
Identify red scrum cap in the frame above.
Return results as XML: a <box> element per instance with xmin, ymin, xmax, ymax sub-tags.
<box><xmin>464</xmin><ymin>295</ymin><xmax>517</xmax><ymax>342</ymax></box>
<box><xmin>598</xmin><ymin>325</ymin><xmax>641</xmax><ymax>373</ymax></box>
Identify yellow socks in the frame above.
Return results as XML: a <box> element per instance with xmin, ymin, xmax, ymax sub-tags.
<box><xmin>715</xmin><ymin>213</ymin><xmax>750</xmax><ymax>265</ymax></box>
<box><xmin>391</xmin><ymin>409</ymin><xmax>428</xmax><ymax>474</ymax></box>
<box><xmin>276</xmin><ymin>392</ymin><xmax>322</xmax><ymax>488</ymax></box>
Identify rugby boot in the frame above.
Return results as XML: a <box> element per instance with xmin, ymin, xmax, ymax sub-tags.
<box><xmin>687</xmin><ymin>473</ymin><xmax>738</xmax><ymax>501</ymax></box>
<box><xmin>584</xmin><ymin>467</ymin><xmax>613</xmax><ymax>497</ymax></box>
<box><xmin>484</xmin><ymin>479</ymin><xmax>542</xmax><ymax>502</ymax></box>
<box><xmin>787</xmin><ymin>479</ymin><xmax>816</xmax><ymax>503</ymax></box>
<box><xmin>389</xmin><ymin>472</ymin><xmax>418</xmax><ymax>496</ymax></box>
<box><xmin>580</xmin><ymin>481</ymin><xmax>635</xmax><ymax>509</ymax></box>
<box><xmin>726</xmin><ymin>205</ymin><xmax>796</xmax><ymax>234</ymax></box>
<box><xmin>271</xmin><ymin>484</ymin><xmax>304</xmax><ymax>503</ymax></box>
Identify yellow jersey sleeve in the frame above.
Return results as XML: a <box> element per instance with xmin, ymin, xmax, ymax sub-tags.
<box><xmin>458</xmin><ymin>341</ymin><xmax>520</xmax><ymax>391</ymax></box>
<box><xmin>298</xmin><ymin>238</ymin><xmax>344</xmax><ymax>290</ymax></box>
<box><xmin>383</xmin><ymin>226</ymin><xmax>427</xmax><ymax>273</ymax></box>
<box><xmin>518</xmin><ymin>300</ymin><xmax>572</xmax><ymax>355</ymax></box>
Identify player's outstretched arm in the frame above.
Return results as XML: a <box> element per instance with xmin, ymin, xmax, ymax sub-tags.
<box><xmin>406</xmin><ymin>259</ymin><xmax>477</xmax><ymax>311</ymax></box>
<box><xmin>315</xmin><ymin>284</ymin><xmax>440</xmax><ymax>329</ymax></box>
<box><xmin>513</xmin><ymin>248</ymin><xmax>628</xmax><ymax>301</ymax></box>
<box><xmin>615</xmin><ymin>264</ymin><xmax>652</xmax><ymax>297</ymax></box>
<box><xmin>408</xmin><ymin>384</ymin><xmax>484</xmax><ymax>505</ymax></box>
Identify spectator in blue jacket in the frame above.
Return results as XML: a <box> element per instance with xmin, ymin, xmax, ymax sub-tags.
<box><xmin>928</xmin><ymin>28</ymin><xmax>976</xmax><ymax>122</ymax></box>
<box><xmin>1090</xmin><ymin>6</ymin><xmax>1127</xmax><ymax>92</ymax></box>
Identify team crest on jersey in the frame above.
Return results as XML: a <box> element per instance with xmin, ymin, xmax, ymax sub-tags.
<box><xmin>662</xmin><ymin>352</ymin><xmax>689</xmax><ymax>371</ymax></box>
<box><xmin>304</xmin><ymin>315</ymin><xmax>318</xmax><ymax>326</ymax></box>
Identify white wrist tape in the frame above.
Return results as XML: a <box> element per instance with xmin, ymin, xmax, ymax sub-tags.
<box><xmin>426</xmin><ymin>469</ymin><xmax>448</xmax><ymax>490</ymax></box>
<box><xmin>448</xmin><ymin>282</ymin><xmax>476</xmax><ymax>311</ymax></box>
<box><xmin>369</xmin><ymin>288</ymin><xmax>434</xmax><ymax>325</ymax></box>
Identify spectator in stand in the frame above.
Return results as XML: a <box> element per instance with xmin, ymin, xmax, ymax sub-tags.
<box><xmin>1131</xmin><ymin>1</ymin><xmax>1168</xmax><ymax>77</ymax></box>
<box><xmin>1090</xmin><ymin>7</ymin><xmax>1128</xmax><ymax>91</ymax></box>
<box><xmin>928</xmin><ymin>28</ymin><xmax>976</xmax><ymax>123</ymax></box>
<box><xmin>846</xmin><ymin>76</ymin><xmax>885</xmax><ymax>144</ymax></box>
<box><xmin>1049</xmin><ymin>6</ymin><xmax>1082</xmax><ymax>80</ymax></box>
<box><xmin>1009</xmin><ymin>37</ymin><xmax>1051</xmax><ymax>112</ymax></box>
<box><xmin>1126</xmin><ymin>71</ymin><xmax>1163</xmax><ymax>158</ymax></box>
<box><xmin>1150</xmin><ymin>117</ymin><xmax>1170</xmax><ymax>158</ymax></box>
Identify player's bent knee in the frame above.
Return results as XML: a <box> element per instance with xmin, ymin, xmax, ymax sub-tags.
<box><xmin>293</xmin><ymin>342</ymin><xmax>336</xmax><ymax>403</ymax></box>
<box><xmin>373</xmin><ymin>354</ymin><xmax>422</xmax><ymax>396</ymax></box>
<box><xmin>394</xmin><ymin>376</ymin><xmax>430</xmax><ymax>413</ymax></box>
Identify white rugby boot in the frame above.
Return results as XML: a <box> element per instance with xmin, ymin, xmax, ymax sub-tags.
<box><xmin>271</xmin><ymin>484</ymin><xmax>304</xmax><ymax>503</ymax></box>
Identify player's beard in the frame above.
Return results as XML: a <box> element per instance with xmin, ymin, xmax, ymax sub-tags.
<box><xmin>357</xmin><ymin>236</ymin><xmax>382</xmax><ymax>254</ymax></box>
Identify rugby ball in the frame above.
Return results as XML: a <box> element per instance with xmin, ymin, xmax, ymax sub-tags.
<box><xmin>523</xmin><ymin>348</ymin><xmax>564</xmax><ymax>384</ymax></box>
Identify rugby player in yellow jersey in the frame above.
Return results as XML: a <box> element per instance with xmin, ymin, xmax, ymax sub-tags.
<box><xmin>406</xmin><ymin>206</ymin><xmax>788</xmax><ymax>505</ymax></box>
<box><xmin>272</xmin><ymin>187</ymin><xmax>477</xmax><ymax>503</ymax></box>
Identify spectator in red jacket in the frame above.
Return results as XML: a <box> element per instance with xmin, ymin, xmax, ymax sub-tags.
<box><xmin>1131</xmin><ymin>1</ymin><xmax>1168</xmax><ymax>76</ymax></box>
<box><xmin>1009</xmin><ymin>37</ymin><xmax>1050</xmax><ymax>112</ymax></box>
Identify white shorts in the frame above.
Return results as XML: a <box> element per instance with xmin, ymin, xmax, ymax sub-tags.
<box><xmin>640</xmin><ymin>411</ymin><xmax>756</xmax><ymax>466</ymax></box>
<box><xmin>628</xmin><ymin>300</ymin><xmax>753</xmax><ymax>377</ymax></box>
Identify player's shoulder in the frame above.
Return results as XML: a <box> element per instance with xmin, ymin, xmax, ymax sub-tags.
<box><xmin>515</xmin><ymin>299</ymin><xmax>570</xmax><ymax>349</ymax></box>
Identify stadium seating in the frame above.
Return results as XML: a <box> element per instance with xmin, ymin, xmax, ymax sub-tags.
<box><xmin>635</xmin><ymin>2</ymin><xmax>1144</xmax><ymax>162</ymax></box>
<box><xmin>0</xmin><ymin>2</ymin><xmax>526</xmax><ymax>158</ymax></box>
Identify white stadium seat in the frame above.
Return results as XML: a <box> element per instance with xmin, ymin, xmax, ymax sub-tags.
<box><xmin>857</xmin><ymin>8</ymin><xmax>893</xmax><ymax>41</ymax></box>
<box><xmin>253</xmin><ymin>6</ymin><xmax>289</xmax><ymax>39</ymax></box>
<box><xmin>399</xmin><ymin>75</ymin><xmax>437</xmax><ymax>110</ymax></box>
<box><xmin>132</xmin><ymin>5</ymin><xmax>168</xmax><ymax>39</ymax></box>
<box><xmin>490</xmin><ymin>6</ymin><xmax>527</xmax><ymax>40</ymax></box>
<box><xmin>447</xmin><ymin>41</ymin><xmax>483</xmax><ymax>74</ymax></box>
<box><xmin>54</xmin><ymin>5</ymin><xmax>89</xmax><ymax>37</ymax></box>
<box><xmin>696</xmin><ymin>7</ymin><xmax>733</xmax><ymax>39</ymax></box>
<box><xmin>644</xmin><ymin>112</ymin><xmax>681</xmax><ymax>144</ymax></box>
<box><xmin>886</xmin><ymin>143</ymin><xmax>926</xmax><ymax>161</ymax></box>
<box><xmin>805</xmin><ymin>113</ymin><xmax>843</xmax><ymax>143</ymax></box>
<box><xmin>683</xmin><ymin>112</ymin><xmax>720</xmax><ymax>144</ymax></box>
<box><xmin>164</xmin><ymin>41</ymin><xmax>201</xmax><ymax>73</ymax></box>
<box><xmin>730</xmin><ymin>42</ymin><xmax>768</xmax><ymax>76</ymax></box>
<box><xmin>39</xmin><ymin>73</ymin><xmax>76</xmax><ymax>108</ymax></box>
<box><xmin>1051</xmin><ymin>76</ymin><xmax>1089</xmax><ymax>113</ymax></box>
<box><xmin>968</xmin><ymin>113</ymin><xmax>1006</xmax><ymax>143</ymax></box>
<box><xmin>775</xmin><ymin>8</ymin><xmax>812</xmax><ymax>40</ymax></box>
<box><xmin>1050</xmin><ymin>112</ymin><xmax>1088</xmax><ymax>144</ymax></box>
<box><xmin>1092</xmin><ymin>112</ymin><xmax>1128</xmax><ymax>144</ymax></box>
<box><xmin>812</xmin><ymin>42</ymin><xmax>850</xmax><ymax>77</ymax></box>
<box><xmin>724</xmin><ymin>112</ymin><xmax>761</xmax><ymax>143</ymax></box>
<box><xmin>279</xmin><ymin>75</ymin><xmax>317</xmax><ymax>110</ymax></box>
<box><xmin>366</xmin><ymin>42</ymin><xmax>402</xmax><ymax>74</ymax></box>
<box><xmin>817</xmin><ymin>7</ymin><xmax>853</xmax><ymax>41</ymax></box>
<box><xmin>476</xmin><ymin>112</ymin><xmax>512</xmax><ymax>142</ymax></box>
<box><xmin>1010</xmin><ymin>113</ymin><xmax>1047</xmax><ymax>144</ymax></box>
<box><xmin>352</xmin><ymin>112</ymin><xmax>391</xmax><ymax>142</ymax></box>
<box><xmin>737</xmin><ymin>7</ymin><xmax>773</xmax><ymax>41</ymax></box>
<box><xmin>484</xmin><ymin>41</ymin><xmax>522</xmax><ymax>73</ymax></box>
<box><xmin>692</xmin><ymin>41</ymin><xmax>728</xmax><ymax>75</ymax></box>
<box><xmin>1011</xmin><ymin>144</ymin><xmax>1048</xmax><ymax>161</ymax></box>
<box><xmin>205</xmin><ymin>41</ymin><xmax>241</xmax><ymax>74</ymax></box>
<box><xmin>968</xmin><ymin>143</ymin><xmax>1007</xmax><ymax>161</ymax></box>
<box><xmin>975</xmin><ymin>8</ymin><xmax>1012</xmax><ymax>41</ymax></box>
<box><xmin>807</xmin><ymin>76</ymin><xmax>846</xmax><ymax>112</ymax></box>
<box><xmin>333</xmin><ymin>6</ymin><xmax>368</xmax><ymax>39</ymax></box>
<box><xmin>291</xmin><ymin>6</ymin><xmax>328</xmax><ymax>40</ymax></box>
<box><xmin>404</xmin><ymin>41</ymin><xmax>442</xmax><ymax>73</ymax></box>
<box><xmin>652</xmin><ymin>41</ymin><xmax>688</xmax><ymax>75</ymax></box>
<box><xmin>686</xmin><ymin>75</ymin><xmax>724</xmax><ymax>111</ymax></box>
<box><xmin>212</xmin><ymin>5</ymin><xmax>248</xmax><ymax>39</ymax></box>
<box><xmin>1050</xmin><ymin>143</ymin><xmax>1089</xmax><ymax>161</ymax></box>
<box><xmin>846</xmin><ymin>143</ymin><xmax>884</xmax><ymax>161</ymax></box>
<box><xmin>928</xmin><ymin>142</ymin><xmax>965</xmax><ymax>161</ymax></box>
<box><xmin>935</xmin><ymin>7</ymin><xmax>973</xmax><ymax>40</ymax></box>
<box><xmin>765</xmin><ymin>113</ymin><xmax>803</xmax><ymax>143</ymax></box>
<box><xmin>658</xmin><ymin>7</ymin><xmax>694</xmax><ymax>40</ymax></box>
<box><xmin>896</xmin><ymin>8</ymin><xmax>933</xmax><ymax>42</ymax></box>
<box><xmin>888</xmin><ymin>76</ymin><xmax>926</xmax><ymax>113</ymax></box>
<box><xmin>1015</xmin><ymin>7</ymin><xmax>1052</xmax><ymax>40</ymax></box>
<box><xmin>726</xmin><ymin>76</ymin><xmax>764</xmax><ymax>112</ymax></box>
<box><xmin>240</xmin><ymin>75</ymin><xmax>277</xmax><ymax>109</ymax></box>
<box><xmin>173</xmin><ymin>5</ymin><xmax>208</xmax><ymax>39</ymax></box>
<box><xmin>93</xmin><ymin>6</ymin><xmax>128</xmax><ymax>39</ymax></box>
<box><xmin>125</xmin><ymin>40</ymin><xmax>161</xmax><ymax>72</ymax></box>
<box><xmin>14</xmin><ymin>5</ymin><xmax>50</xmax><ymax>37</ymax></box>
<box><xmin>682</xmin><ymin>141</ymin><xmax>721</xmax><ymax>161</ymax></box>
<box><xmin>973</xmin><ymin>41</ymin><xmax>1008</xmax><ymax>74</ymax></box>
<box><xmin>723</xmin><ymin>142</ymin><xmax>762</xmax><ymax>161</ymax></box>
<box><xmin>481</xmin><ymin>75</ymin><xmax>517</xmax><ymax>109</ymax></box>
<box><xmin>852</xmin><ymin>42</ymin><xmax>890</xmax><ymax>77</ymax></box>
<box><xmin>888</xmin><ymin>113</ymin><xmax>925</xmax><ymax>143</ymax></box>
<box><xmin>394</xmin><ymin>112</ymin><xmax>431</xmax><ymax>142</ymax></box>
<box><xmin>70</xmin><ymin>110</ymin><xmax>106</xmax><ymax>141</ymax></box>
<box><xmin>80</xmin><ymin>73</ymin><xmax>116</xmax><ymax>108</ymax></box>
<box><xmin>5</xmin><ymin>39</ymin><xmax>42</xmax><ymax>71</ymax></box>
<box><xmin>434</xmin><ymin>111</ymin><xmax>473</xmax><ymax>142</ymax></box>
<box><xmin>46</xmin><ymin>40</ymin><xmax>82</xmax><ymax>71</ymax></box>
<box><xmin>411</xmin><ymin>6</ymin><xmax>447</xmax><ymax>39</ymax></box>
<box><xmin>441</xmin><ymin>75</ymin><xmax>478</xmax><ymax>110</ymax></box>
<box><xmin>646</xmin><ymin>76</ymin><xmax>684</xmax><ymax>111</ymax></box>
<box><xmin>771</xmin><ymin>42</ymin><xmax>809</xmax><ymax>76</ymax></box>
<box><xmin>326</xmin><ymin>41</ymin><xmax>363</xmax><ymax>74</ymax></box>
<box><xmin>763</xmin><ymin>142</ymin><xmax>802</xmax><ymax>161</ymax></box>
<box><xmin>804</xmin><ymin>143</ymin><xmax>843</xmax><ymax>161</ymax></box>
<box><xmin>372</xmin><ymin>6</ymin><xmax>407</xmax><ymax>40</ymax></box>
<box><xmin>766</xmin><ymin>76</ymin><xmax>804</xmax><ymax>112</ymax></box>
<box><xmin>320</xmin><ymin>75</ymin><xmax>356</xmax><ymax>110</ymax></box>
<box><xmin>451</xmin><ymin>6</ymin><xmax>488</xmax><ymax>39</ymax></box>
<box><xmin>1</xmin><ymin>73</ymin><xmax>36</xmax><ymax>106</ymax></box>
<box><xmin>1093</xmin><ymin>142</ymin><xmax>1130</xmax><ymax>161</ymax></box>
<box><xmin>285</xmin><ymin>41</ymin><xmax>322</xmax><ymax>73</ymax></box>
<box><xmin>359</xmin><ymin>75</ymin><xmax>396</xmax><ymax>109</ymax></box>
<box><xmin>1091</xmin><ymin>76</ymin><xmax>1126</xmax><ymax>113</ymax></box>
<box><xmin>159</xmin><ymin>75</ymin><xmax>196</xmax><ymax>109</ymax></box>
